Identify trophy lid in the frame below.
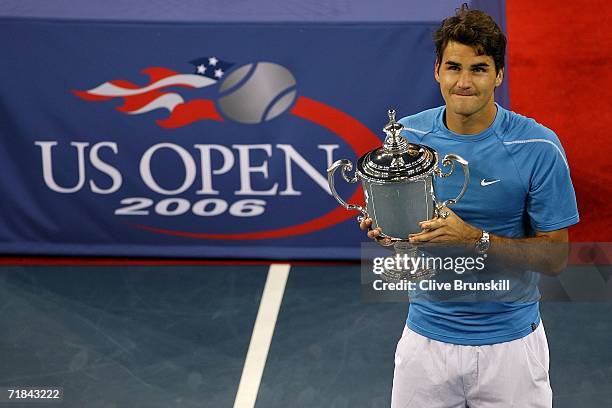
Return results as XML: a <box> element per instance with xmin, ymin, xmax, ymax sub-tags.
<box><xmin>357</xmin><ymin>109</ymin><xmax>437</xmax><ymax>181</ymax></box>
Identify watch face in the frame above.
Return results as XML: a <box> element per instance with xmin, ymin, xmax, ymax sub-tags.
<box><xmin>476</xmin><ymin>240</ymin><xmax>490</xmax><ymax>254</ymax></box>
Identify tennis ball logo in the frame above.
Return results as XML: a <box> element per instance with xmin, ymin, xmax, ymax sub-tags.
<box><xmin>217</xmin><ymin>62</ymin><xmax>297</xmax><ymax>124</ymax></box>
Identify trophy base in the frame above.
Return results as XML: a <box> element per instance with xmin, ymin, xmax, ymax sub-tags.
<box><xmin>381</xmin><ymin>265</ymin><xmax>436</xmax><ymax>283</ymax></box>
<box><xmin>380</xmin><ymin>242</ymin><xmax>436</xmax><ymax>283</ymax></box>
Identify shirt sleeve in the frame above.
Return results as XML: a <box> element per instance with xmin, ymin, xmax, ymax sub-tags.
<box><xmin>524</xmin><ymin>134</ymin><xmax>579</xmax><ymax>232</ymax></box>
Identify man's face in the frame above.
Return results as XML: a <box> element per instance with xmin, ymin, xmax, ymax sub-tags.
<box><xmin>435</xmin><ymin>41</ymin><xmax>503</xmax><ymax>118</ymax></box>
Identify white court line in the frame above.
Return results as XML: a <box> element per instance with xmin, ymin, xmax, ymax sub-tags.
<box><xmin>233</xmin><ymin>263</ymin><xmax>290</xmax><ymax>408</ymax></box>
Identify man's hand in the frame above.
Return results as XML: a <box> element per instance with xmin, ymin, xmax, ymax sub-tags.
<box><xmin>407</xmin><ymin>207</ymin><xmax>569</xmax><ymax>275</ymax></box>
<box><xmin>409</xmin><ymin>207</ymin><xmax>481</xmax><ymax>244</ymax></box>
<box><xmin>359</xmin><ymin>217</ymin><xmax>393</xmax><ymax>246</ymax></box>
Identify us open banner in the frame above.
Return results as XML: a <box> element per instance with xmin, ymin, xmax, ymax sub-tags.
<box><xmin>0</xmin><ymin>20</ymin><xmax>451</xmax><ymax>259</ymax></box>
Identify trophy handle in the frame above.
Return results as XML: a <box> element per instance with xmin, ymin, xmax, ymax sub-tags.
<box><xmin>434</xmin><ymin>153</ymin><xmax>470</xmax><ymax>213</ymax></box>
<box><xmin>327</xmin><ymin>159</ymin><xmax>369</xmax><ymax>222</ymax></box>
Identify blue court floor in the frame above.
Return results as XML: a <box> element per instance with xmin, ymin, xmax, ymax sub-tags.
<box><xmin>0</xmin><ymin>264</ymin><xmax>610</xmax><ymax>407</ymax></box>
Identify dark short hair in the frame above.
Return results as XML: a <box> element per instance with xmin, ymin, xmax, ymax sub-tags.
<box><xmin>434</xmin><ymin>4</ymin><xmax>506</xmax><ymax>72</ymax></box>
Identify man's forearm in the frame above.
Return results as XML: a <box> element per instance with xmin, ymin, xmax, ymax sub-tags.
<box><xmin>487</xmin><ymin>232</ymin><xmax>569</xmax><ymax>276</ymax></box>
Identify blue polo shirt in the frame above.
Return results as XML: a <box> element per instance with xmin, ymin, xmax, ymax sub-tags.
<box><xmin>398</xmin><ymin>104</ymin><xmax>579</xmax><ymax>345</ymax></box>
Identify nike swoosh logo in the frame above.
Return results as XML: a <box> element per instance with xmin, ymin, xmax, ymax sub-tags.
<box><xmin>481</xmin><ymin>179</ymin><xmax>501</xmax><ymax>186</ymax></box>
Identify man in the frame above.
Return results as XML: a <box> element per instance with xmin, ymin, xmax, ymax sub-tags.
<box><xmin>360</xmin><ymin>5</ymin><xmax>579</xmax><ymax>408</ymax></box>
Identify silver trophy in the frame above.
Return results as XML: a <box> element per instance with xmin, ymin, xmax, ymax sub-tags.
<box><xmin>327</xmin><ymin>109</ymin><xmax>469</xmax><ymax>281</ymax></box>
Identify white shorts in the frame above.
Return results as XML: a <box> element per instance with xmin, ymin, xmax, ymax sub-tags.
<box><xmin>391</xmin><ymin>323</ymin><xmax>552</xmax><ymax>408</ymax></box>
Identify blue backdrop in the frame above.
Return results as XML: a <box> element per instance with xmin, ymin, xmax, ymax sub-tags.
<box><xmin>0</xmin><ymin>1</ymin><xmax>508</xmax><ymax>259</ymax></box>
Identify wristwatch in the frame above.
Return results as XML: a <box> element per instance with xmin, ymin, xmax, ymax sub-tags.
<box><xmin>475</xmin><ymin>230</ymin><xmax>490</xmax><ymax>254</ymax></box>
